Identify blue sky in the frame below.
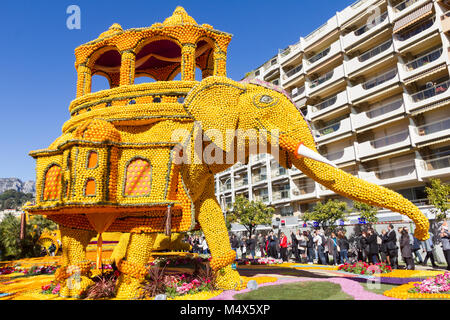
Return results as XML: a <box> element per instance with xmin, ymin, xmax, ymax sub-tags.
<box><xmin>0</xmin><ymin>0</ymin><xmax>351</xmax><ymax>181</ymax></box>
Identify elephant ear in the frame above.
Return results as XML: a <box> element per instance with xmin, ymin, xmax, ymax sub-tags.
<box><xmin>184</xmin><ymin>76</ymin><xmax>245</xmax><ymax>153</ymax></box>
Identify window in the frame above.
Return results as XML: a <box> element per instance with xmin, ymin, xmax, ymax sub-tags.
<box><xmin>43</xmin><ymin>165</ymin><xmax>62</xmax><ymax>201</ymax></box>
<box><xmin>124</xmin><ymin>158</ymin><xmax>152</xmax><ymax>197</ymax></box>
<box><xmin>85</xmin><ymin>179</ymin><xmax>96</xmax><ymax>197</ymax></box>
<box><xmin>86</xmin><ymin>151</ymin><xmax>98</xmax><ymax>169</ymax></box>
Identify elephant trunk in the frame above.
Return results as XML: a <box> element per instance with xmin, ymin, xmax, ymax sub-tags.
<box><xmin>278</xmin><ymin>134</ymin><xmax>430</xmax><ymax>241</ymax></box>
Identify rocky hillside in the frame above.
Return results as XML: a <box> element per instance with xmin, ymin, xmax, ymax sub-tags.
<box><xmin>0</xmin><ymin>178</ymin><xmax>35</xmax><ymax>195</ymax></box>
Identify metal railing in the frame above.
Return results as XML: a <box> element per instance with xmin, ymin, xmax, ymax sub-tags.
<box><xmin>374</xmin><ymin>163</ymin><xmax>416</xmax><ymax>180</ymax></box>
<box><xmin>366</xmin><ymin>98</ymin><xmax>403</xmax><ymax>118</ymax></box>
<box><xmin>358</xmin><ymin>39</ymin><xmax>392</xmax><ymax>62</ymax></box>
<box><xmin>284</xmin><ymin>64</ymin><xmax>303</xmax><ymax>79</ymax></box>
<box><xmin>416</xmin><ymin>117</ymin><xmax>450</xmax><ymax>136</ymax></box>
<box><xmin>310</xmin><ymin>70</ymin><xmax>334</xmax><ymax>88</ymax></box>
<box><xmin>405</xmin><ymin>47</ymin><xmax>443</xmax><ymax>71</ymax></box>
<box><xmin>272</xmin><ymin>190</ymin><xmax>290</xmax><ymax>201</ymax></box>
<box><xmin>362</xmin><ymin>68</ymin><xmax>397</xmax><ymax>90</ymax></box>
<box><xmin>394</xmin><ymin>0</ymin><xmax>419</xmax><ymax>12</ymax></box>
<box><xmin>312</xmin><ymin>94</ymin><xmax>338</xmax><ymax>112</ymax></box>
<box><xmin>324</xmin><ymin>150</ymin><xmax>345</xmax><ymax>161</ymax></box>
<box><xmin>354</xmin><ymin>11</ymin><xmax>388</xmax><ymax>36</ymax></box>
<box><xmin>252</xmin><ymin>174</ymin><xmax>267</xmax><ymax>183</ymax></box>
<box><xmin>369</xmin><ymin>130</ymin><xmax>409</xmax><ymax>148</ymax></box>
<box><xmin>315</xmin><ymin>120</ymin><xmax>343</xmax><ymax>137</ymax></box>
<box><xmin>423</xmin><ymin>154</ymin><xmax>450</xmax><ymax>171</ymax></box>
<box><xmin>292</xmin><ymin>86</ymin><xmax>305</xmax><ymax>98</ymax></box>
<box><xmin>411</xmin><ymin>79</ymin><xmax>450</xmax><ymax>102</ymax></box>
<box><xmin>308</xmin><ymin>46</ymin><xmax>331</xmax><ymax>64</ymax></box>
<box><xmin>397</xmin><ymin>17</ymin><xmax>434</xmax><ymax>41</ymax></box>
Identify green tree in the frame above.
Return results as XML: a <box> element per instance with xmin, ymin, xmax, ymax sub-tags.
<box><xmin>0</xmin><ymin>213</ymin><xmax>57</xmax><ymax>261</ymax></box>
<box><xmin>226</xmin><ymin>196</ymin><xmax>274</xmax><ymax>235</ymax></box>
<box><xmin>0</xmin><ymin>189</ymin><xmax>34</xmax><ymax>210</ymax></box>
<box><xmin>353</xmin><ymin>201</ymin><xmax>379</xmax><ymax>224</ymax></box>
<box><xmin>303</xmin><ymin>199</ymin><xmax>349</xmax><ymax>232</ymax></box>
<box><xmin>425</xmin><ymin>179</ymin><xmax>450</xmax><ymax>221</ymax></box>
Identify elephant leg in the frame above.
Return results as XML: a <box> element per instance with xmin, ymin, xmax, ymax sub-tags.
<box><xmin>56</xmin><ymin>226</ymin><xmax>96</xmax><ymax>298</ymax></box>
<box><xmin>195</xmin><ymin>181</ymin><xmax>245</xmax><ymax>290</ymax></box>
<box><xmin>115</xmin><ymin>232</ymin><xmax>156</xmax><ymax>299</ymax></box>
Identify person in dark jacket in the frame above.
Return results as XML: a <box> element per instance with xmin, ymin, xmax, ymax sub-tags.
<box><xmin>306</xmin><ymin>231</ymin><xmax>314</xmax><ymax>264</ymax></box>
<box><xmin>386</xmin><ymin>224</ymin><xmax>398</xmax><ymax>269</ymax></box>
<box><xmin>230</xmin><ymin>234</ymin><xmax>239</xmax><ymax>259</ymax></box>
<box><xmin>268</xmin><ymin>231</ymin><xmax>278</xmax><ymax>258</ymax></box>
<box><xmin>379</xmin><ymin>229</ymin><xmax>389</xmax><ymax>263</ymax></box>
<box><xmin>247</xmin><ymin>235</ymin><xmax>257</xmax><ymax>259</ymax></box>
<box><xmin>360</xmin><ymin>231</ymin><xmax>370</xmax><ymax>262</ymax></box>
<box><xmin>363</xmin><ymin>228</ymin><xmax>379</xmax><ymax>264</ymax></box>
<box><xmin>291</xmin><ymin>231</ymin><xmax>299</xmax><ymax>262</ymax></box>
<box><xmin>337</xmin><ymin>231</ymin><xmax>349</xmax><ymax>264</ymax></box>
<box><xmin>400</xmin><ymin>228</ymin><xmax>415</xmax><ymax>270</ymax></box>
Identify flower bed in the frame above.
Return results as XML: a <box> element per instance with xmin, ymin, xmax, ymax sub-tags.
<box><xmin>0</xmin><ymin>265</ymin><xmax>57</xmax><ymax>276</ymax></box>
<box><xmin>384</xmin><ymin>272</ymin><xmax>450</xmax><ymax>299</ymax></box>
<box><xmin>338</xmin><ymin>261</ymin><xmax>392</xmax><ymax>275</ymax></box>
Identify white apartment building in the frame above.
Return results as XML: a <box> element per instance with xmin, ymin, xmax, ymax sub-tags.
<box><xmin>215</xmin><ymin>0</ymin><xmax>450</xmax><ymax>228</ymax></box>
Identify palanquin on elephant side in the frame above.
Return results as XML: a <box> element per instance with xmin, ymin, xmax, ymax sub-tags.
<box><xmin>25</xmin><ymin>7</ymin><xmax>430</xmax><ymax>299</ymax></box>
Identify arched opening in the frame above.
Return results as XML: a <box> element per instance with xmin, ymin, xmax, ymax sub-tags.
<box><xmin>85</xmin><ymin>178</ymin><xmax>96</xmax><ymax>196</ymax></box>
<box><xmin>134</xmin><ymin>74</ymin><xmax>157</xmax><ymax>84</ymax></box>
<box><xmin>43</xmin><ymin>164</ymin><xmax>62</xmax><ymax>201</ymax></box>
<box><xmin>195</xmin><ymin>39</ymin><xmax>215</xmax><ymax>80</ymax></box>
<box><xmin>86</xmin><ymin>151</ymin><xmax>99</xmax><ymax>169</ymax></box>
<box><xmin>88</xmin><ymin>46</ymin><xmax>122</xmax><ymax>91</ymax></box>
<box><xmin>91</xmin><ymin>74</ymin><xmax>111</xmax><ymax>92</ymax></box>
<box><xmin>134</xmin><ymin>39</ymin><xmax>182</xmax><ymax>82</ymax></box>
<box><xmin>124</xmin><ymin>158</ymin><xmax>152</xmax><ymax>197</ymax></box>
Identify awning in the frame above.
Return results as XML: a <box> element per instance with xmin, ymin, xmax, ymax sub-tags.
<box><xmin>411</xmin><ymin>97</ymin><xmax>450</xmax><ymax>116</ymax></box>
<box><xmin>404</xmin><ymin>63</ymin><xmax>447</xmax><ymax>85</ymax></box>
<box><xmin>393</xmin><ymin>3</ymin><xmax>434</xmax><ymax>34</ymax></box>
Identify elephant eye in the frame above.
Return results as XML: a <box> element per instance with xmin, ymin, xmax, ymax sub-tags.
<box><xmin>260</xmin><ymin>95</ymin><xmax>273</xmax><ymax>104</ymax></box>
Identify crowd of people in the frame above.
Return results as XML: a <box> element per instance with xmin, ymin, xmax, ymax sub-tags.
<box><xmin>219</xmin><ymin>220</ymin><xmax>450</xmax><ymax>270</ymax></box>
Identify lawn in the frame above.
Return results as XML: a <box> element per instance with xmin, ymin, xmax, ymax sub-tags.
<box><xmin>234</xmin><ymin>281</ymin><xmax>354</xmax><ymax>300</ymax></box>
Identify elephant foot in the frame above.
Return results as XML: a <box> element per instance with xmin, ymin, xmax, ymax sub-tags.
<box><xmin>59</xmin><ymin>275</ymin><xmax>94</xmax><ymax>299</ymax></box>
<box><xmin>114</xmin><ymin>259</ymin><xmax>148</xmax><ymax>299</ymax></box>
<box><xmin>214</xmin><ymin>265</ymin><xmax>246</xmax><ymax>291</ymax></box>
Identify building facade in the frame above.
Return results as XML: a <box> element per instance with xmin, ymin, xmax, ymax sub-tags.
<box><xmin>215</xmin><ymin>0</ymin><xmax>450</xmax><ymax>228</ymax></box>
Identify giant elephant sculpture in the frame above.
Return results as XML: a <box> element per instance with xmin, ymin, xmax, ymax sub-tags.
<box><xmin>31</xmin><ymin>76</ymin><xmax>430</xmax><ymax>299</ymax></box>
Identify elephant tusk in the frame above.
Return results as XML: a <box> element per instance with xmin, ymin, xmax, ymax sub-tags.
<box><xmin>296</xmin><ymin>143</ymin><xmax>337</xmax><ymax>168</ymax></box>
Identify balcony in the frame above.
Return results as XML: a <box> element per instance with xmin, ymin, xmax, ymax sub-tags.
<box><xmin>394</xmin><ymin>16</ymin><xmax>439</xmax><ymax>51</ymax></box>
<box><xmin>271</xmin><ymin>165</ymin><xmax>288</xmax><ymax>179</ymax></box>
<box><xmin>308</xmin><ymin>65</ymin><xmax>345</xmax><ymax>96</ymax></box>
<box><xmin>292</xmin><ymin>179</ymin><xmax>317</xmax><ymax>200</ymax></box>
<box><xmin>411</xmin><ymin>117</ymin><xmax>450</xmax><ymax>145</ymax></box>
<box><xmin>407</xmin><ymin>79</ymin><xmax>450</xmax><ymax>112</ymax></box>
<box><xmin>281</xmin><ymin>64</ymin><xmax>304</xmax><ymax>86</ymax></box>
<box><xmin>345</xmin><ymin>39</ymin><xmax>395</xmax><ymax>76</ymax></box>
<box><xmin>400</xmin><ymin>47</ymin><xmax>445</xmax><ymax>81</ymax></box>
<box><xmin>348</xmin><ymin>68</ymin><xmax>399</xmax><ymax>102</ymax></box>
<box><xmin>359</xmin><ymin>161</ymin><xmax>418</xmax><ymax>185</ymax></box>
<box><xmin>338</xmin><ymin>0</ymin><xmax>381</xmax><ymax>25</ymax></box>
<box><xmin>441</xmin><ymin>11</ymin><xmax>450</xmax><ymax>34</ymax></box>
<box><xmin>252</xmin><ymin>174</ymin><xmax>267</xmax><ymax>184</ymax></box>
<box><xmin>279</xmin><ymin>41</ymin><xmax>303</xmax><ymax>65</ymax></box>
<box><xmin>313</xmin><ymin>117</ymin><xmax>352</xmax><ymax>143</ymax></box>
<box><xmin>352</xmin><ymin>97</ymin><xmax>406</xmax><ymax>130</ymax></box>
<box><xmin>262</xmin><ymin>57</ymin><xmax>280</xmax><ymax>78</ymax></box>
<box><xmin>392</xmin><ymin>0</ymin><xmax>429</xmax><ymax>21</ymax></box>
<box><xmin>308</xmin><ymin>90</ymin><xmax>349</xmax><ymax>120</ymax></box>
<box><xmin>272</xmin><ymin>189</ymin><xmax>290</xmax><ymax>202</ymax></box>
<box><xmin>305</xmin><ymin>40</ymin><xmax>342</xmax><ymax>72</ymax></box>
<box><xmin>291</xmin><ymin>85</ymin><xmax>306</xmax><ymax>102</ymax></box>
<box><xmin>323</xmin><ymin>145</ymin><xmax>356</xmax><ymax>165</ymax></box>
<box><xmin>420</xmin><ymin>154</ymin><xmax>450</xmax><ymax>179</ymax></box>
<box><xmin>253</xmin><ymin>191</ymin><xmax>269</xmax><ymax>203</ymax></box>
<box><xmin>358</xmin><ymin>129</ymin><xmax>412</xmax><ymax>158</ymax></box>
<box><xmin>303</xmin><ymin>16</ymin><xmax>339</xmax><ymax>50</ymax></box>
<box><xmin>342</xmin><ymin>11</ymin><xmax>390</xmax><ymax>50</ymax></box>
<box><xmin>234</xmin><ymin>177</ymin><xmax>249</xmax><ymax>189</ymax></box>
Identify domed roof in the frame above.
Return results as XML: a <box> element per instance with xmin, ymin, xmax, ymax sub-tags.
<box><xmin>98</xmin><ymin>23</ymin><xmax>123</xmax><ymax>39</ymax></box>
<box><xmin>74</xmin><ymin>119</ymin><xmax>122</xmax><ymax>143</ymax></box>
<box><xmin>163</xmin><ymin>6</ymin><xmax>197</xmax><ymax>26</ymax></box>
